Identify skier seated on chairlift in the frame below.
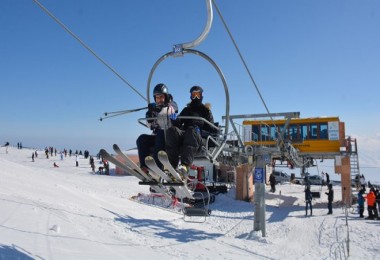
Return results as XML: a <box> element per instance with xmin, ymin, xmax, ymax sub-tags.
<box><xmin>136</xmin><ymin>83</ymin><xmax>178</xmax><ymax>173</ymax></box>
<box><xmin>165</xmin><ymin>85</ymin><xmax>218</xmax><ymax>178</ymax></box>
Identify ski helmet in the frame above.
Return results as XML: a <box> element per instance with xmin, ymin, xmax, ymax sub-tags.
<box><xmin>153</xmin><ymin>83</ymin><xmax>169</xmax><ymax>102</ymax></box>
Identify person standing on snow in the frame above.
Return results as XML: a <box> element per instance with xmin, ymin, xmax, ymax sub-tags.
<box><xmin>165</xmin><ymin>85</ymin><xmax>218</xmax><ymax>178</ymax></box>
<box><xmin>136</xmin><ymin>83</ymin><xmax>178</xmax><ymax>172</ymax></box>
<box><xmin>305</xmin><ymin>185</ymin><xmax>313</xmax><ymax>216</ymax></box>
<box><xmin>325</xmin><ymin>184</ymin><xmax>334</xmax><ymax>214</ymax></box>
<box><xmin>375</xmin><ymin>188</ymin><xmax>380</xmax><ymax>215</ymax></box>
<box><xmin>357</xmin><ymin>188</ymin><xmax>365</xmax><ymax>218</ymax></box>
<box><xmin>364</xmin><ymin>187</ymin><xmax>378</xmax><ymax>220</ymax></box>
<box><xmin>269</xmin><ymin>173</ymin><xmax>276</xmax><ymax>193</ymax></box>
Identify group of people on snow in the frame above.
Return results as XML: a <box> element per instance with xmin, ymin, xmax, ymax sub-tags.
<box><xmin>136</xmin><ymin>83</ymin><xmax>218</xmax><ymax>179</ymax></box>
<box><xmin>357</xmin><ymin>185</ymin><xmax>380</xmax><ymax>220</ymax></box>
<box><xmin>304</xmin><ymin>174</ymin><xmax>380</xmax><ymax>219</ymax></box>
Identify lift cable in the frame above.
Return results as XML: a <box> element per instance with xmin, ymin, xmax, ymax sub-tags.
<box><xmin>212</xmin><ymin>1</ymin><xmax>312</xmax><ymax>166</ymax></box>
<box><xmin>32</xmin><ymin>0</ymin><xmax>147</xmax><ymax>102</ymax></box>
<box><xmin>212</xmin><ymin>0</ymin><xmax>286</xmax><ymax>147</ymax></box>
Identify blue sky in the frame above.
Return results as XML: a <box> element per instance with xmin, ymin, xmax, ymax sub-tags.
<box><xmin>1</xmin><ymin>1</ymin><xmax>380</xmax><ymax>179</ymax></box>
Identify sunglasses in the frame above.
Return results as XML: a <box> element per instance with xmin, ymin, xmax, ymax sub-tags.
<box><xmin>191</xmin><ymin>91</ymin><xmax>202</xmax><ymax>99</ymax></box>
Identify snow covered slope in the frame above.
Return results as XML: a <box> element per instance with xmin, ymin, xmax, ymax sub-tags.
<box><xmin>0</xmin><ymin>147</ymin><xmax>378</xmax><ymax>259</ymax></box>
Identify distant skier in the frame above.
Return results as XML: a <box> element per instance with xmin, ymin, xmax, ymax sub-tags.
<box><xmin>53</xmin><ymin>162</ymin><xmax>59</xmax><ymax>168</ymax></box>
<box><xmin>364</xmin><ymin>187</ymin><xmax>378</xmax><ymax>220</ymax></box>
<box><xmin>104</xmin><ymin>161</ymin><xmax>109</xmax><ymax>175</ymax></box>
<box><xmin>2</xmin><ymin>142</ymin><xmax>10</xmax><ymax>154</ymax></box>
<box><xmin>269</xmin><ymin>173</ymin><xmax>276</xmax><ymax>193</ymax></box>
<box><xmin>357</xmin><ymin>188</ymin><xmax>365</xmax><ymax>218</ymax></box>
<box><xmin>304</xmin><ymin>185</ymin><xmax>313</xmax><ymax>216</ymax></box>
<box><xmin>376</xmin><ymin>188</ymin><xmax>380</xmax><ymax>215</ymax></box>
<box><xmin>325</xmin><ymin>184</ymin><xmax>334</xmax><ymax>215</ymax></box>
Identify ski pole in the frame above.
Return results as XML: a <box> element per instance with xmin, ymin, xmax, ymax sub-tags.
<box><xmin>104</xmin><ymin>106</ymin><xmax>147</xmax><ymax>116</ymax></box>
<box><xmin>100</xmin><ymin>107</ymin><xmax>147</xmax><ymax>121</ymax></box>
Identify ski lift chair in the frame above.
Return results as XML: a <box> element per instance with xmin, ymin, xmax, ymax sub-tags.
<box><xmin>183</xmin><ymin>181</ymin><xmax>212</xmax><ymax>223</ymax></box>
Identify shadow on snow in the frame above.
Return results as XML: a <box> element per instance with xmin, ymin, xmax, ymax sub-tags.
<box><xmin>0</xmin><ymin>244</ymin><xmax>34</xmax><ymax>260</ymax></box>
<box><xmin>105</xmin><ymin>209</ymin><xmax>223</xmax><ymax>243</ymax></box>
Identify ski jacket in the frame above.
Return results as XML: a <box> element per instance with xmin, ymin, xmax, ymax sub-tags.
<box><xmin>269</xmin><ymin>174</ymin><xmax>276</xmax><ymax>185</ymax></box>
<box><xmin>325</xmin><ymin>189</ymin><xmax>334</xmax><ymax>202</ymax></box>
<box><xmin>175</xmin><ymin>101</ymin><xmax>217</xmax><ymax>134</ymax></box>
<box><xmin>357</xmin><ymin>191</ymin><xmax>365</xmax><ymax>206</ymax></box>
<box><xmin>146</xmin><ymin>101</ymin><xmax>178</xmax><ymax>133</ymax></box>
<box><xmin>365</xmin><ymin>191</ymin><xmax>376</xmax><ymax>206</ymax></box>
<box><xmin>305</xmin><ymin>189</ymin><xmax>312</xmax><ymax>202</ymax></box>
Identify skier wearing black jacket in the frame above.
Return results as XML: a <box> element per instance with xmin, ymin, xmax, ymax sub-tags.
<box><xmin>136</xmin><ymin>83</ymin><xmax>178</xmax><ymax>172</ymax></box>
<box><xmin>165</xmin><ymin>85</ymin><xmax>218</xmax><ymax>177</ymax></box>
<box><xmin>325</xmin><ymin>184</ymin><xmax>334</xmax><ymax>214</ymax></box>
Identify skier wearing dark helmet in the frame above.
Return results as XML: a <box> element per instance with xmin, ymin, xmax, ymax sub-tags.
<box><xmin>165</xmin><ymin>85</ymin><xmax>218</xmax><ymax>178</ymax></box>
<box><xmin>136</xmin><ymin>83</ymin><xmax>178</xmax><ymax>172</ymax></box>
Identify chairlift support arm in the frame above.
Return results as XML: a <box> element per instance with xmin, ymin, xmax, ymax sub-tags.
<box><xmin>178</xmin><ymin>0</ymin><xmax>213</xmax><ymax>50</ymax></box>
<box><xmin>146</xmin><ymin>49</ymin><xmax>230</xmax><ymax>163</ymax></box>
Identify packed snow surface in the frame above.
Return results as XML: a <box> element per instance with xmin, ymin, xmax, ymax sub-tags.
<box><xmin>0</xmin><ymin>147</ymin><xmax>378</xmax><ymax>259</ymax></box>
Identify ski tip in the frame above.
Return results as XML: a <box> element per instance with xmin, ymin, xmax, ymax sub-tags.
<box><xmin>113</xmin><ymin>144</ymin><xmax>119</xmax><ymax>149</ymax></box>
<box><xmin>158</xmin><ymin>150</ymin><xmax>167</xmax><ymax>156</ymax></box>
<box><xmin>145</xmin><ymin>156</ymin><xmax>154</xmax><ymax>162</ymax></box>
<box><xmin>99</xmin><ymin>149</ymin><xmax>107</xmax><ymax>154</ymax></box>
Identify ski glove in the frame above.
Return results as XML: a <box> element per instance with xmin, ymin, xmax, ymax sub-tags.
<box><xmin>148</xmin><ymin>103</ymin><xmax>162</xmax><ymax>112</ymax></box>
<box><xmin>148</xmin><ymin>103</ymin><xmax>156</xmax><ymax>112</ymax></box>
<box><xmin>169</xmin><ymin>113</ymin><xmax>177</xmax><ymax>120</ymax></box>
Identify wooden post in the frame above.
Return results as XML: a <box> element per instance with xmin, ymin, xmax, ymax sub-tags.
<box><xmin>235</xmin><ymin>164</ymin><xmax>253</xmax><ymax>201</ymax></box>
<box><xmin>335</xmin><ymin>155</ymin><xmax>352</xmax><ymax>205</ymax></box>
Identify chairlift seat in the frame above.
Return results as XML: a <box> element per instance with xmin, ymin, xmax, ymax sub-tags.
<box><xmin>183</xmin><ymin>207</ymin><xmax>210</xmax><ymax>217</ymax></box>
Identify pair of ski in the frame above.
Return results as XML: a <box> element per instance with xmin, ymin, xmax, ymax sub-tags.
<box><xmin>100</xmin><ymin>144</ymin><xmax>193</xmax><ymax>200</ymax></box>
<box><xmin>145</xmin><ymin>151</ymin><xmax>194</xmax><ymax>199</ymax></box>
<box><xmin>99</xmin><ymin>145</ymin><xmax>171</xmax><ymax>200</ymax></box>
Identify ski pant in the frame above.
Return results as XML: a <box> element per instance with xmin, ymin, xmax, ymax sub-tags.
<box><xmin>328</xmin><ymin>201</ymin><xmax>333</xmax><ymax>214</ymax></box>
<box><xmin>367</xmin><ymin>204</ymin><xmax>378</xmax><ymax>219</ymax></box>
<box><xmin>305</xmin><ymin>200</ymin><xmax>312</xmax><ymax>215</ymax></box>
<box><xmin>165</xmin><ymin>126</ymin><xmax>202</xmax><ymax>169</ymax></box>
<box><xmin>136</xmin><ymin>130</ymin><xmax>165</xmax><ymax>170</ymax></box>
<box><xmin>358</xmin><ymin>204</ymin><xmax>364</xmax><ymax>217</ymax></box>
